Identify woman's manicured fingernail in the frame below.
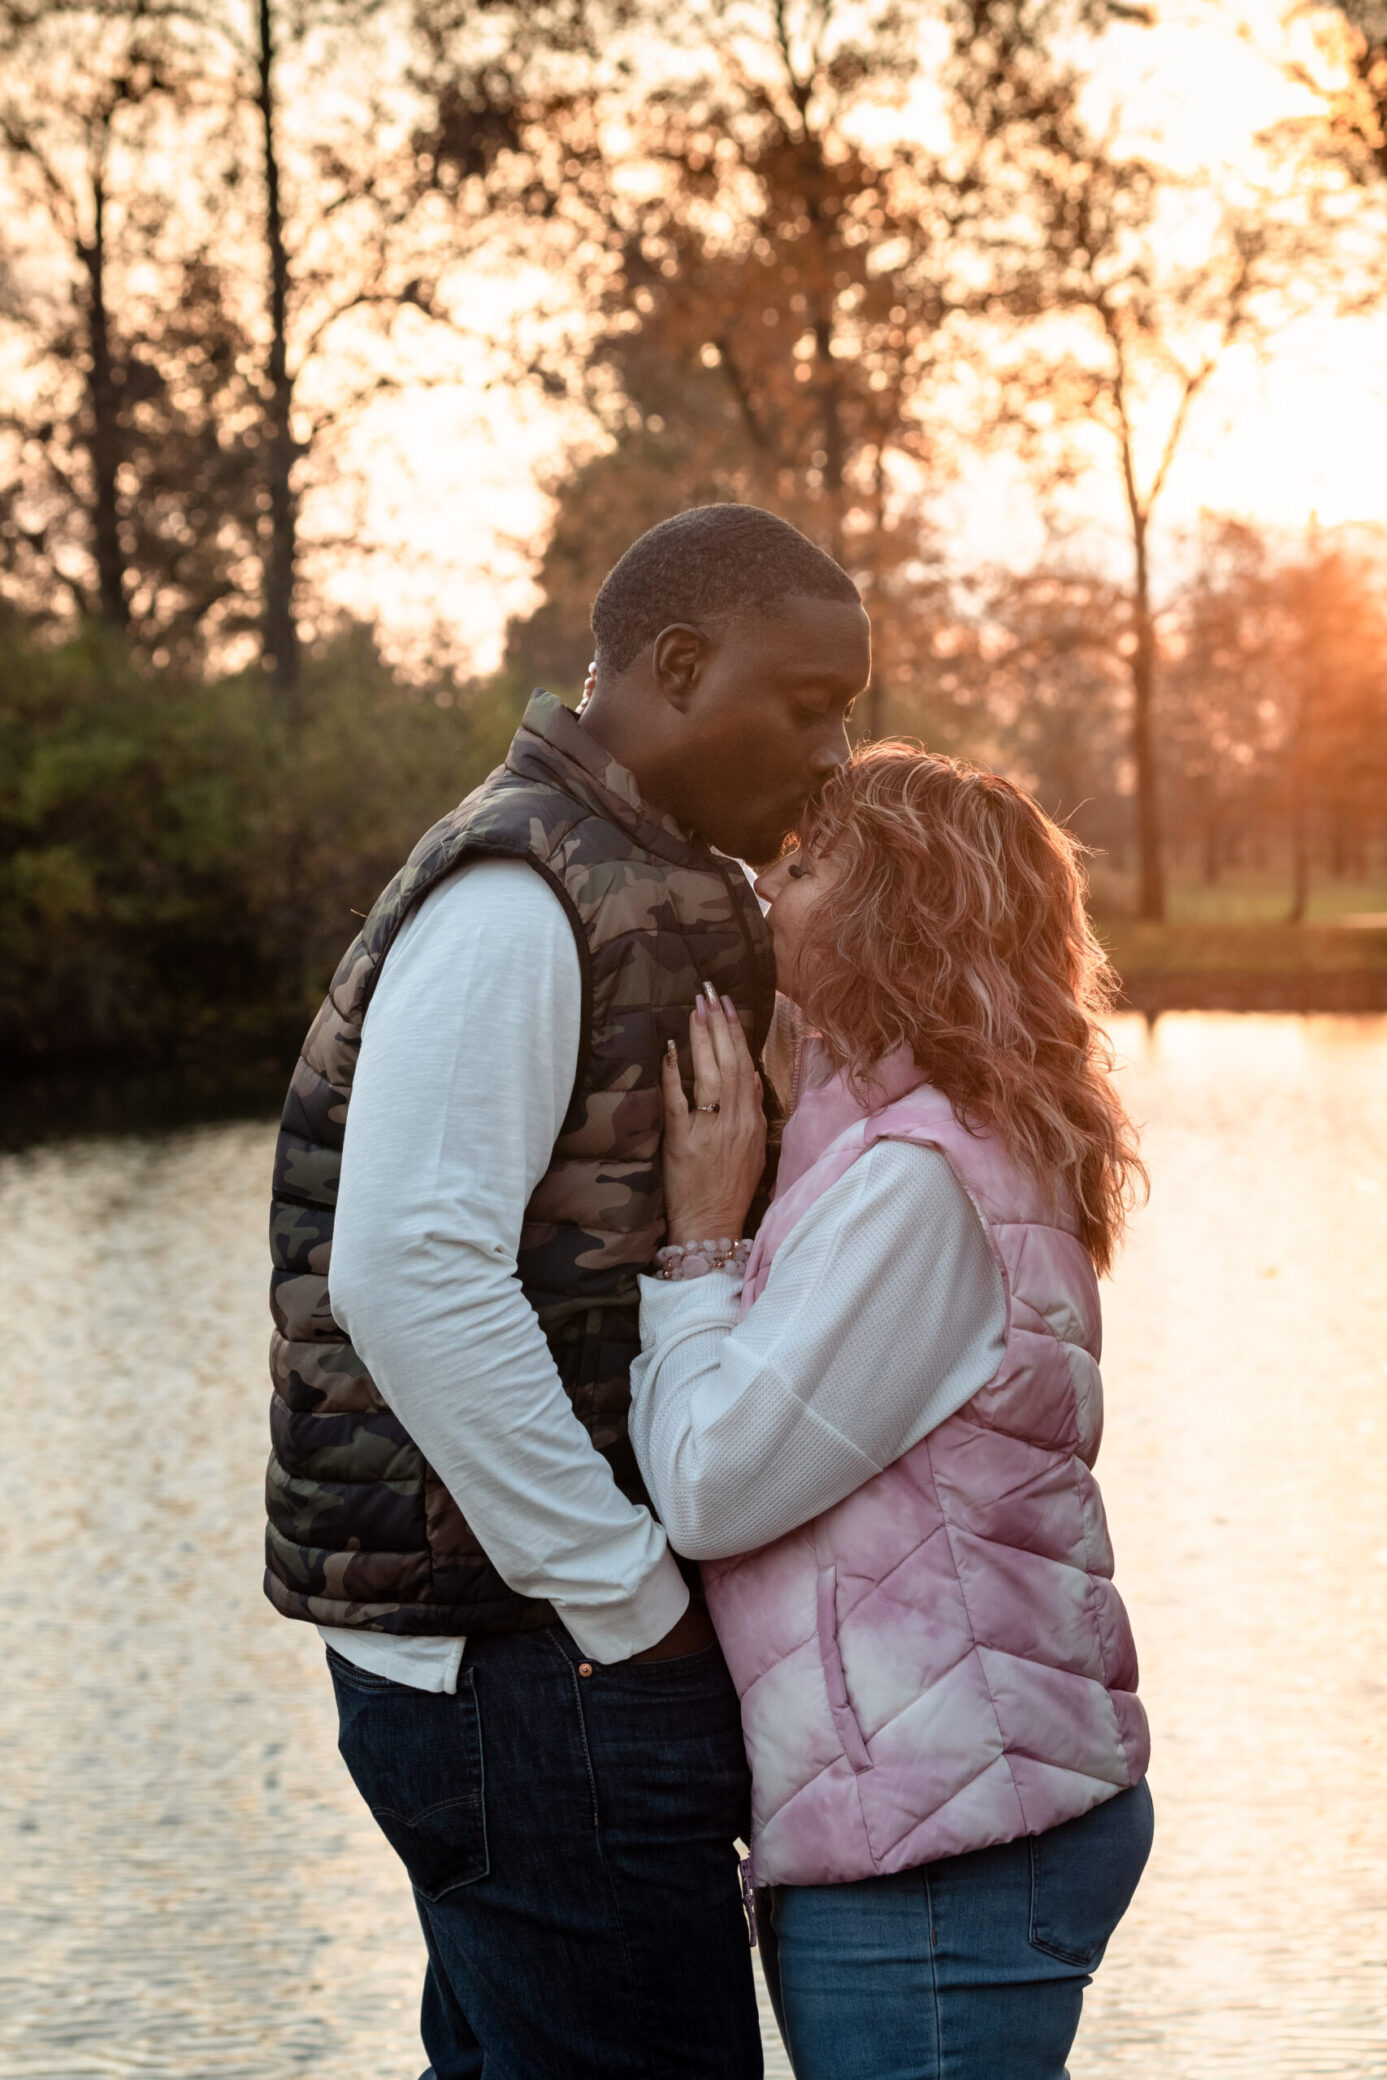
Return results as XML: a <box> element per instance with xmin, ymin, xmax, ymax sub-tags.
<box><xmin>702</xmin><ymin>979</ymin><xmax>720</xmax><ymax>1009</ymax></box>
<box><xmin>695</xmin><ymin>996</ymin><xmax>707</xmax><ymax>1021</ymax></box>
<box><xmin>666</xmin><ymin>1039</ymin><xmax>677</xmax><ymax>1061</ymax></box>
<box><xmin>721</xmin><ymin>995</ymin><xmax>736</xmax><ymax>1020</ymax></box>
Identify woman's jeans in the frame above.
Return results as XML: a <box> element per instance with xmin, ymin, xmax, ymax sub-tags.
<box><xmin>758</xmin><ymin>1780</ymin><xmax>1154</xmax><ymax>2080</ymax></box>
<box><xmin>326</xmin><ymin>1628</ymin><xmax>762</xmax><ymax>2080</ymax></box>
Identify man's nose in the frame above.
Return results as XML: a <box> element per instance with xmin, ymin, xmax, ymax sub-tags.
<box><xmin>810</xmin><ymin>723</ymin><xmax>851</xmax><ymax>777</ymax></box>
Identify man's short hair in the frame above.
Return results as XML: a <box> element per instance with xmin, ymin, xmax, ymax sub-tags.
<box><xmin>591</xmin><ymin>505</ymin><xmax>861</xmax><ymax>673</ymax></box>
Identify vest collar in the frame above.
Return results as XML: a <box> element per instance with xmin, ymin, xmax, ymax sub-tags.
<box><xmin>775</xmin><ymin>1040</ymin><xmax>928</xmax><ymax>1200</ymax></box>
<box><xmin>508</xmin><ymin>690</ymin><xmax>702</xmax><ymax>861</ymax></box>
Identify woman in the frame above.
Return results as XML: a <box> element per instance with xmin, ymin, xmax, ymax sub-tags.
<box><xmin>627</xmin><ymin>745</ymin><xmax>1154</xmax><ymax>2080</ymax></box>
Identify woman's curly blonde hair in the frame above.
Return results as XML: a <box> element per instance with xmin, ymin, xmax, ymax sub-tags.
<box><xmin>794</xmin><ymin>743</ymin><xmax>1147</xmax><ymax>1275</ymax></box>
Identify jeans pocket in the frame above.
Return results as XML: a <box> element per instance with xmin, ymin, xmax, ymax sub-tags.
<box><xmin>322</xmin><ymin>1647</ymin><xmax>397</xmax><ymax>1692</ymax></box>
<box><xmin>591</xmin><ymin>1636</ymin><xmax>746</xmax><ymax>1724</ymax></box>
<box><xmin>619</xmin><ymin>1641</ymin><xmax>727</xmax><ymax>1676</ymax></box>
<box><xmin>331</xmin><ymin>1658</ymin><xmax>489</xmax><ymax>1902</ymax></box>
<box><xmin>1028</xmin><ymin>1779</ymin><xmax>1154</xmax><ymax>1967</ymax></box>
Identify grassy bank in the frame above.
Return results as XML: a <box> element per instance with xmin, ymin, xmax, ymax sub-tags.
<box><xmin>1099</xmin><ymin>920</ymin><xmax>1387</xmax><ymax>1012</ymax></box>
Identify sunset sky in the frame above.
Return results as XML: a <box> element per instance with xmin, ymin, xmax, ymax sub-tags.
<box><xmin>269</xmin><ymin>0</ymin><xmax>1387</xmax><ymax>668</ymax></box>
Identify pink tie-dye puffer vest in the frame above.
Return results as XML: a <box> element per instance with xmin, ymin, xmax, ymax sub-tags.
<box><xmin>703</xmin><ymin>1048</ymin><xmax>1149</xmax><ymax>1888</ymax></box>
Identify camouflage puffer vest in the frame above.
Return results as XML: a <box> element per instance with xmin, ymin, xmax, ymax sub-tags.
<box><xmin>265</xmin><ymin>690</ymin><xmax>776</xmax><ymax>1636</ymax></box>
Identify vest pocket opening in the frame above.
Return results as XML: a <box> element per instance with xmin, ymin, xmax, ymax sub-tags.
<box><xmin>816</xmin><ymin>1564</ymin><xmax>872</xmax><ymax>1775</ymax></box>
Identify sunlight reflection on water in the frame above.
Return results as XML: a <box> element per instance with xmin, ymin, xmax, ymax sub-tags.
<box><xmin>1</xmin><ymin>1014</ymin><xmax>1384</xmax><ymax>2079</ymax></box>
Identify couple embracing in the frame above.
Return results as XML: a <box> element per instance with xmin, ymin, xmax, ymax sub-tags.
<box><xmin>265</xmin><ymin>504</ymin><xmax>1153</xmax><ymax>2080</ymax></box>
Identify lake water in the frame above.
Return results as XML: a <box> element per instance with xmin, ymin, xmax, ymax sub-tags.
<box><xmin>2</xmin><ymin>1013</ymin><xmax>1385</xmax><ymax>2080</ymax></box>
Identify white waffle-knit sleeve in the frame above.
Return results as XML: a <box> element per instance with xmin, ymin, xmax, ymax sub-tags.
<box><xmin>628</xmin><ymin>1139</ymin><xmax>1006</xmax><ymax>1561</ymax></box>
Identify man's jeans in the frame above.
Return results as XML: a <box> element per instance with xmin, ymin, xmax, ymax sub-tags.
<box><xmin>326</xmin><ymin>1627</ymin><xmax>763</xmax><ymax>2080</ymax></box>
<box><xmin>758</xmin><ymin>1779</ymin><xmax>1154</xmax><ymax>2080</ymax></box>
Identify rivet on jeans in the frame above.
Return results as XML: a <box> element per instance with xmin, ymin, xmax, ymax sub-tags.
<box><xmin>578</xmin><ymin>1662</ymin><xmax>593</xmax><ymax>1678</ymax></box>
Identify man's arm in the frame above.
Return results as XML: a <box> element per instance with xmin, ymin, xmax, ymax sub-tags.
<box><xmin>328</xmin><ymin>856</ymin><xmax>690</xmax><ymax>1663</ymax></box>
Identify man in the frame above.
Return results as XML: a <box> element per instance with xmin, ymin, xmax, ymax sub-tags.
<box><xmin>265</xmin><ymin>504</ymin><xmax>870</xmax><ymax>2078</ymax></box>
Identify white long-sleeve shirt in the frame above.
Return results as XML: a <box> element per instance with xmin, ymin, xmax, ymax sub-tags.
<box><xmin>323</xmin><ymin>857</ymin><xmax>1007</xmax><ymax>1695</ymax></box>
<box><xmin>628</xmin><ymin>1140</ymin><xmax>1006</xmax><ymax>1560</ymax></box>
<box><xmin>323</xmin><ymin>858</ymin><xmax>690</xmax><ymax>1692</ymax></box>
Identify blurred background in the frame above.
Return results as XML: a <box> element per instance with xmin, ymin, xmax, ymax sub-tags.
<box><xmin>0</xmin><ymin>2</ymin><xmax>1384</xmax><ymax>2076</ymax></box>
<box><xmin>2</xmin><ymin>0</ymin><xmax>1386</xmax><ymax>1112</ymax></box>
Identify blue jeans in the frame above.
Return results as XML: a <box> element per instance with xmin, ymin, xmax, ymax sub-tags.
<box><xmin>758</xmin><ymin>1780</ymin><xmax>1154</xmax><ymax>2080</ymax></box>
<box><xmin>326</xmin><ymin>1629</ymin><xmax>762</xmax><ymax>2080</ymax></box>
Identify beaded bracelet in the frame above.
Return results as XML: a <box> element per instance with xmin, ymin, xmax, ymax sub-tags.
<box><xmin>655</xmin><ymin>1236</ymin><xmax>753</xmax><ymax>1282</ymax></box>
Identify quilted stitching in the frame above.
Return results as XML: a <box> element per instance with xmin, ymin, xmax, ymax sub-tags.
<box><xmin>703</xmin><ymin>1073</ymin><xmax>1149</xmax><ymax>1886</ymax></box>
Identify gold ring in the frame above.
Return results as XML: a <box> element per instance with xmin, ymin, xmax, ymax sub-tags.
<box><xmin>695</xmin><ymin>1102</ymin><xmax>720</xmax><ymax>1114</ymax></box>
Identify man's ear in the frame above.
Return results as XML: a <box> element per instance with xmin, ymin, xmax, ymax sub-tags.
<box><xmin>649</xmin><ymin>623</ymin><xmax>708</xmax><ymax>713</ymax></box>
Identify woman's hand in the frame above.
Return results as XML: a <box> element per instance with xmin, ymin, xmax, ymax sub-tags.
<box><xmin>660</xmin><ymin>985</ymin><xmax>767</xmax><ymax>1246</ymax></box>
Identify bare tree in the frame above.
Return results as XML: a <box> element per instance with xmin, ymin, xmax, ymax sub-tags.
<box><xmin>960</xmin><ymin>563</ymin><xmax>1134</xmax><ymax>864</ymax></box>
<box><xmin>1002</xmin><ymin>135</ymin><xmax>1302</xmax><ymax>918</ymax></box>
<box><xmin>421</xmin><ymin>0</ymin><xmax>1134</xmax><ymax>730</ymax></box>
<box><xmin>0</xmin><ymin>0</ymin><xmax>545</xmax><ymax>680</ymax></box>
<box><xmin>254</xmin><ymin>0</ymin><xmax>299</xmax><ymax>696</ymax></box>
<box><xmin>176</xmin><ymin>0</ymin><xmax>539</xmax><ymax>699</ymax></box>
<box><xmin>0</xmin><ymin>1</ymin><xmax>259</xmax><ymax>649</ymax></box>
<box><xmin>1280</xmin><ymin>0</ymin><xmax>1387</xmax><ymax>200</ymax></box>
<box><xmin>1160</xmin><ymin>519</ymin><xmax>1285</xmax><ymax>890</ymax></box>
<box><xmin>209</xmin><ymin>0</ymin><xmax>424</xmax><ymax>703</ymax></box>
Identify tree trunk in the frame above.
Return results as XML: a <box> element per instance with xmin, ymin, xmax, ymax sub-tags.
<box><xmin>1288</xmin><ymin>782</ymin><xmax>1310</xmax><ymax>923</ymax></box>
<box><xmin>81</xmin><ymin>175</ymin><xmax>128</xmax><ymax>631</ymax></box>
<box><xmin>257</xmin><ymin>0</ymin><xmax>299</xmax><ymax>705</ymax></box>
<box><xmin>1287</xmin><ymin>672</ymin><xmax>1311</xmax><ymax>925</ymax></box>
<box><xmin>1202</xmin><ymin>791</ymin><xmax>1221</xmax><ymax>885</ymax></box>
<box><xmin>1129</xmin><ymin>520</ymin><xmax>1165</xmax><ymax>922</ymax></box>
<box><xmin>1286</xmin><ymin>560</ymin><xmax>1322</xmax><ymax>925</ymax></box>
<box><xmin>815</xmin><ymin>314</ymin><xmax>846</xmax><ymax>566</ymax></box>
<box><xmin>816</xmin><ymin>302</ymin><xmax>866</xmax><ymax>746</ymax></box>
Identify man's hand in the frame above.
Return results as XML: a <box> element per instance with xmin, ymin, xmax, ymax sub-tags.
<box><xmin>627</xmin><ymin>1599</ymin><xmax>717</xmax><ymax>1661</ymax></box>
